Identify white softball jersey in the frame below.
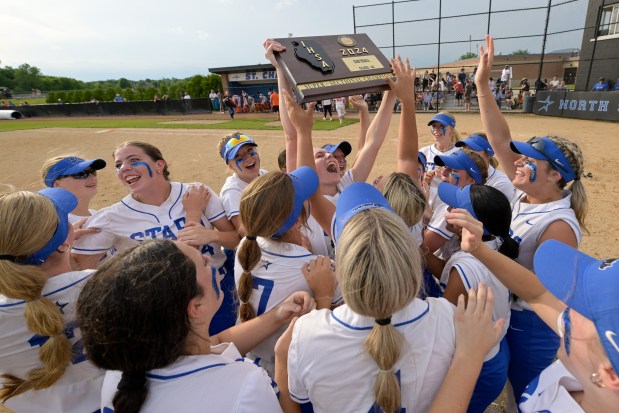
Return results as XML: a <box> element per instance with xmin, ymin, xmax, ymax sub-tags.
<box><xmin>73</xmin><ymin>182</ymin><xmax>228</xmax><ymax>271</ymax></box>
<box><xmin>234</xmin><ymin>237</ymin><xmax>341</xmax><ymax>377</ymax></box>
<box><xmin>426</xmin><ymin>200</ymin><xmax>455</xmax><ymax>242</ymax></box>
<box><xmin>510</xmin><ymin>190</ymin><xmax>581</xmax><ymax>310</ymax></box>
<box><xmin>68</xmin><ymin>209</ymin><xmax>96</xmax><ymax>224</ymax></box>
<box><xmin>440</xmin><ymin>239</ymin><xmax>511</xmax><ymax>360</ymax></box>
<box><xmin>419</xmin><ymin>144</ymin><xmax>459</xmax><ymax>189</ymax></box>
<box><xmin>100</xmin><ymin>342</ymin><xmax>281</xmax><ymax>413</ymax></box>
<box><xmin>220</xmin><ymin>170</ymin><xmax>267</xmax><ymax>220</ymax></box>
<box><xmin>518</xmin><ymin>360</ymin><xmax>584</xmax><ymax>413</ymax></box>
<box><xmin>288</xmin><ymin>298</ymin><xmax>456</xmax><ymax>413</ymax></box>
<box><xmin>0</xmin><ymin>270</ymin><xmax>104</xmax><ymax>413</ymax></box>
<box><xmin>486</xmin><ymin>166</ymin><xmax>516</xmax><ymax>202</ymax></box>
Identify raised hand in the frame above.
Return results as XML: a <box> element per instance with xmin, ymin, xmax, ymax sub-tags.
<box><xmin>475</xmin><ymin>35</ymin><xmax>494</xmax><ymax>88</ymax></box>
<box><xmin>445</xmin><ymin>208</ymin><xmax>484</xmax><ymax>253</ymax></box>
<box><xmin>349</xmin><ymin>94</ymin><xmax>368</xmax><ymax>111</ymax></box>
<box><xmin>263</xmin><ymin>38</ymin><xmax>285</xmax><ymax>69</ymax></box>
<box><xmin>282</xmin><ymin>89</ymin><xmax>316</xmax><ymax>134</ymax></box>
<box><xmin>302</xmin><ymin>256</ymin><xmax>336</xmax><ymax>308</ymax></box>
<box><xmin>275</xmin><ymin>291</ymin><xmax>315</xmax><ymax>323</ymax></box>
<box><xmin>386</xmin><ymin>56</ymin><xmax>416</xmax><ymax>105</ymax></box>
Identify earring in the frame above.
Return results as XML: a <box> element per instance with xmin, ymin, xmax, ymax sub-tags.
<box><xmin>57</xmin><ymin>244</ymin><xmax>70</xmax><ymax>253</ymax></box>
<box><xmin>591</xmin><ymin>372</ymin><xmax>606</xmax><ymax>388</ymax></box>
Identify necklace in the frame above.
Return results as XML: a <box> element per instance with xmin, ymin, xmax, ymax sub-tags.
<box><xmin>436</xmin><ymin>143</ymin><xmax>454</xmax><ymax>152</ymax></box>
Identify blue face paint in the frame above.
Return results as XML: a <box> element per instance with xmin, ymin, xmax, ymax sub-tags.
<box><xmin>211</xmin><ymin>266</ymin><xmax>220</xmax><ymax>299</ymax></box>
<box><xmin>524</xmin><ymin>161</ymin><xmax>537</xmax><ymax>183</ymax></box>
<box><xmin>234</xmin><ymin>158</ymin><xmax>244</xmax><ymax>170</ymax></box>
<box><xmin>450</xmin><ymin>173</ymin><xmax>460</xmax><ymax>186</ymax></box>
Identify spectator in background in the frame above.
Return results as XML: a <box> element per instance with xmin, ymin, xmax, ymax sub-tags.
<box><xmin>217</xmin><ymin>89</ymin><xmax>224</xmax><ymax>113</ymax></box>
<box><xmin>488</xmin><ymin>77</ymin><xmax>496</xmax><ymax>93</ymax></box>
<box><xmin>209</xmin><ymin>89</ymin><xmax>218</xmax><ymax>111</ymax></box>
<box><xmin>464</xmin><ymin>79</ymin><xmax>473</xmax><ymax>112</ymax></box>
<box><xmin>113</xmin><ymin>94</ymin><xmax>124</xmax><ymax>102</ymax></box>
<box><xmin>423</xmin><ymin>70</ymin><xmax>430</xmax><ymax>91</ymax></box>
<box><xmin>270</xmin><ymin>89</ymin><xmax>280</xmax><ymax>121</ymax></box>
<box><xmin>520</xmin><ymin>77</ymin><xmax>530</xmax><ymax>97</ymax></box>
<box><xmin>499</xmin><ymin>65</ymin><xmax>511</xmax><ymax>88</ymax></box>
<box><xmin>458</xmin><ymin>68</ymin><xmax>467</xmax><ymax>89</ymax></box>
<box><xmin>557</xmin><ymin>81</ymin><xmax>567</xmax><ymax>90</ymax></box>
<box><xmin>592</xmin><ymin>77</ymin><xmax>610</xmax><ymax>91</ymax></box>
<box><xmin>322</xmin><ymin>98</ymin><xmax>332</xmax><ymax>121</ymax></box>
<box><xmin>183</xmin><ymin>92</ymin><xmax>192</xmax><ymax>111</ymax></box>
<box><xmin>454</xmin><ymin>80</ymin><xmax>464</xmax><ymax>106</ymax></box>
<box><xmin>548</xmin><ymin>75</ymin><xmax>560</xmax><ymax>90</ymax></box>
<box><xmin>7</xmin><ymin>101</ymin><xmax>15</xmax><ymax>107</ymax></box>
<box><xmin>223</xmin><ymin>93</ymin><xmax>236</xmax><ymax>119</ymax></box>
<box><xmin>504</xmin><ymin>88</ymin><xmax>514</xmax><ymax>109</ymax></box>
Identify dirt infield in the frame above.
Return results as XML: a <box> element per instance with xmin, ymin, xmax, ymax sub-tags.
<box><xmin>1</xmin><ymin>111</ymin><xmax>617</xmax><ymax>258</ymax></box>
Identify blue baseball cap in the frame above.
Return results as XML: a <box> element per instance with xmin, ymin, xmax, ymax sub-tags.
<box><xmin>221</xmin><ymin>134</ymin><xmax>258</xmax><ymax>162</ymax></box>
<box><xmin>437</xmin><ymin>183</ymin><xmax>478</xmax><ymax>220</ymax></box>
<box><xmin>44</xmin><ymin>156</ymin><xmax>106</xmax><ymax>187</ymax></box>
<box><xmin>331</xmin><ymin>182</ymin><xmax>393</xmax><ymax>245</ymax></box>
<box><xmin>534</xmin><ymin>240</ymin><xmax>619</xmax><ymax>375</ymax></box>
<box><xmin>434</xmin><ymin>150</ymin><xmax>483</xmax><ymax>184</ymax></box>
<box><xmin>272</xmin><ymin>166</ymin><xmax>319</xmax><ymax>238</ymax></box>
<box><xmin>456</xmin><ymin>134</ymin><xmax>495</xmax><ymax>157</ymax></box>
<box><xmin>418</xmin><ymin>152</ymin><xmax>427</xmax><ymax>170</ymax></box>
<box><xmin>510</xmin><ymin>136</ymin><xmax>576</xmax><ymax>183</ymax></box>
<box><xmin>323</xmin><ymin>141</ymin><xmax>352</xmax><ymax>157</ymax></box>
<box><xmin>427</xmin><ymin>113</ymin><xmax>456</xmax><ymax>128</ymax></box>
<box><xmin>25</xmin><ymin>188</ymin><xmax>78</xmax><ymax>265</ymax></box>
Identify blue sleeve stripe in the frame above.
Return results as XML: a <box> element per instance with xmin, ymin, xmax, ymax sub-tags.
<box><xmin>426</xmin><ymin>224</ymin><xmax>453</xmax><ymax>239</ymax></box>
<box><xmin>147</xmin><ymin>362</ymin><xmax>227</xmax><ymax>380</ymax></box>
<box><xmin>453</xmin><ymin>264</ymin><xmax>472</xmax><ymax>290</ymax></box>
<box><xmin>208</xmin><ymin>210</ymin><xmax>226</xmax><ymax>221</ymax></box>
<box><xmin>0</xmin><ymin>272</ymin><xmax>92</xmax><ymax>308</ymax></box>
<box><xmin>227</xmin><ymin>210</ymin><xmax>240</xmax><ymax>219</ymax></box>
<box><xmin>290</xmin><ymin>392</ymin><xmax>310</xmax><ymax>403</ymax></box>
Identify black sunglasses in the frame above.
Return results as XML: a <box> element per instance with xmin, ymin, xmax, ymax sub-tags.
<box><xmin>60</xmin><ymin>169</ymin><xmax>97</xmax><ymax>180</ymax></box>
<box><xmin>526</xmin><ymin>137</ymin><xmax>568</xmax><ymax>174</ymax></box>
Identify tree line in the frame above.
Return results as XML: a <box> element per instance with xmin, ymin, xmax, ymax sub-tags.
<box><xmin>0</xmin><ymin>63</ymin><xmax>222</xmax><ymax>103</ymax></box>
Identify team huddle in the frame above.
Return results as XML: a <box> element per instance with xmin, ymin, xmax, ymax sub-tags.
<box><xmin>1</xmin><ymin>35</ymin><xmax>618</xmax><ymax>413</ymax></box>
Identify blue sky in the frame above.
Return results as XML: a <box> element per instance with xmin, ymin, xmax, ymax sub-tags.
<box><xmin>1</xmin><ymin>0</ymin><xmax>588</xmax><ymax>81</ymax></box>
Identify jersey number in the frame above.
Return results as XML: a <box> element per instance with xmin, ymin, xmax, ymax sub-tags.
<box><xmin>28</xmin><ymin>320</ymin><xmax>86</xmax><ymax>364</ymax></box>
<box><xmin>252</xmin><ymin>276</ymin><xmax>274</xmax><ymax>316</ymax></box>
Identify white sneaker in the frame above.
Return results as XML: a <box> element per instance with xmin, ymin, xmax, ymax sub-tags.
<box><xmin>323</xmin><ymin>117</ymin><xmax>326</xmax><ymax>120</ymax></box>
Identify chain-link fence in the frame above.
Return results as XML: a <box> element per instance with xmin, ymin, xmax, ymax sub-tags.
<box><xmin>353</xmin><ymin>0</ymin><xmax>617</xmax><ymax>94</ymax></box>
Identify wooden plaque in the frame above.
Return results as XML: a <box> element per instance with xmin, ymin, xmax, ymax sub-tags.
<box><xmin>274</xmin><ymin>34</ymin><xmax>392</xmax><ymax>103</ymax></box>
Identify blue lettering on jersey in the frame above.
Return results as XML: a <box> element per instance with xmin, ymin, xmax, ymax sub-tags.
<box><xmin>28</xmin><ymin>320</ymin><xmax>87</xmax><ymax>364</ymax></box>
<box><xmin>508</xmin><ymin>228</ymin><xmax>523</xmax><ymax>245</ymax></box>
<box><xmin>144</xmin><ymin>227</ymin><xmax>162</xmax><ymax>238</ymax></box>
<box><xmin>173</xmin><ymin>217</ymin><xmax>186</xmax><ymax>230</ymax></box>
<box><xmin>368</xmin><ymin>370</ymin><xmax>406</xmax><ymax>412</ymax></box>
<box><xmin>252</xmin><ymin>276</ymin><xmax>275</xmax><ymax>316</ymax></box>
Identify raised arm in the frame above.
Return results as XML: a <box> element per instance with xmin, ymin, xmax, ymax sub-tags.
<box><xmin>349</xmin><ymin>88</ymin><xmax>396</xmax><ymax>183</ymax></box>
<box><xmin>348</xmin><ymin>95</ymin><xmax>370</xmax><ymax>166</ymax></box>
<box><xmin>386</xmin><ymin>56</ymin><xmax>419</xmax><ymax>178</ymax></box>
<box><xmin>282</xmin><ymin>89</ymin><xmax>336</xmax><ymax>239</ymax></box>
<box><xmin>213</xmin><ymin>291</ymin><xmax>314</xmax><ymax>355</ymax></box>
<box><xmin>475</xmin><ymin>36</ymin><xmax>519</xmax><ymax>180</ymax></box>
<box><xmin>446</xmin><ymin>208</ymin><xmax>565</xmax><ymax>332</ymax></box>
<box><xmin>264</xmin><ymin>39</ymin><xmax>298</xmax><ymax>172</ymax></box>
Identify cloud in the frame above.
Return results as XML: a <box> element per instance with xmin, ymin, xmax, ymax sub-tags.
<box><xmin>275</xmin><ymin>0</ymin><xmax>298</xmax><ymax>11</ymax></box>
<box><xmin>196</xmin><ymin>30</ymin><xmax>210</xmax><ymax>40</ymax></box>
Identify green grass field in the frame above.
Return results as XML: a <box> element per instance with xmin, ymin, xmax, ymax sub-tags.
<box><xmin>0</xmin><ymin>117</ymin><xmax>358</xmax><ymax>133</ymax></box>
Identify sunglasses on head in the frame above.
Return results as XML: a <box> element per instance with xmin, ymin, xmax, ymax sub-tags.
<box><xmin>60</xmin><ymin>169</ymin><xmax>96</xmax><ymax>180</ymax></box>
<box><xmin>527</xmin><ymin>137</ymin><xmax>568</xmax><ymax>174</ymax></box>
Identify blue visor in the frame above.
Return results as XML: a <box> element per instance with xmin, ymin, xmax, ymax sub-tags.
<box><xmin>44</xmin><ymin>157</ymin><xmax>106</xmax><ymax>187</ymax></box>
<box><xmin>434</xmin><ymin>150</ymin><xmax>483</xmax><ymax>184</ymax></box>
<box><xmin>427</xmin><ymin>113</ymin><xmax>455</xmax><ymax>128</ymax></box>
<box><xmin>510</xmin><ymin>136</ymin><xmax>576</xmax><ymax>183</ymax></box>
<box><xmin>534</xmin><ymin>240</ymin><xmax>619</xmax><ymax>375</ymax></box>
<box><xmin>221</xmin><ymin>134</ymin><xmax>258</xmax><ymax>162</ymax></box>
<box><xmin>456</xmin><ymin>134</ymin><xmax>494</xmax><ymax>157</ymax></box>
<box><xmin>25</xmin><ymin>188</ymin><xmax>78</xmax><ymax>265</ymax></box>
<box><xmin>323</xmin><ymin>141</ymin><xmax>352</xmax><ymax>157</ymax></box>
<box><xmin>331</xmin><ymin>183</ymin><xmax>393</xmax><ymax>245</ymax></box>
<box><xmin>272</xmin><ymin>166</ymin><xmax>319</xmax><ymax>238</ymax></box>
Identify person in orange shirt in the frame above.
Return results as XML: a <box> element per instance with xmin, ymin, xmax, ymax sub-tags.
<box><xmin>270</xmin><ymin>90</ymin><xmax>280</xmax><ymax>120</ymax></box>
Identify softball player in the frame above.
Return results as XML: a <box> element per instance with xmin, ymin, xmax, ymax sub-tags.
<box><xmin>0</xmin><ymin>189</ymin><xmax>103</xmax><ymax>413</ymax></box>
<box><xmin>286</xmin><ymin>183</ymin><xmax>456</xmax><ymax>413</ymax></box>
<box><xmin>437</xmin><ymin>183</ymin><xmax>519</xmax><ymax>412</ymax></box>
<box><xmin>449</xmin><ymin>210</ymin><xmax>618</xmax><ymax>413</ymax></box>
<box><xmin>72</xmin><ymin>141</ymin><xmax>239</xmax><ymax>335</ymax></box>
<box><xmin>218</xmin><ymin>132</ymin><xmax>266</xmax><ymax>235</ymax></box>
<box><xmin>475</xmin><ymin>35</ymin><xmax>588</xmax><ymax>402</ymax></box>
<box><xmin>40</xmin><ymin>155</ymin><xmax>107</xmax><ymax>224</ymax></box>
<box><xmin>78</xmin><ymin>239</ymin><xmax>314</xmax><ymax>413</ymax></box>
<box><xmin>333</xmin><ymin>96</ymin><xmax>346</xmax><ymax>124</ymax></box>
<box><xmin>455</xmin><ymin>133</ymin><xmax>516</xmax><ymax>201</ymax></box>
<box><xmin>235</xmin><ymin>166</ymin><xmax>341</xmax><ymax>377</ymax></box>
<box><xmin>419</xmin><ymin>111</ymin><xmax>460</xmax><ymax>185</ymax></box>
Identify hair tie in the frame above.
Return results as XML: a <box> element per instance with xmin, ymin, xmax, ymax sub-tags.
<box><xmin>246</xmin><ymin>235</ymin><xmax>257</xmax><ymax>241</ymax></box>
<box><xmin>117</xmin><ymin>371</ymin><xmax>146</xmax><ymax>391</ymax></box>
<box><xmin>573</xmin><ymin>176</ymin><xmax>581</xmax><ymax>181</ymax></box>
<box><xmin>0</xmin><ymin>254</ymin><xmax>18</xmax><ymax>262</ymax></box>
<box><xmin>375</xmin><ymin>316</ymin><xmax>392</xmax><ymax>326</ymax></box>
